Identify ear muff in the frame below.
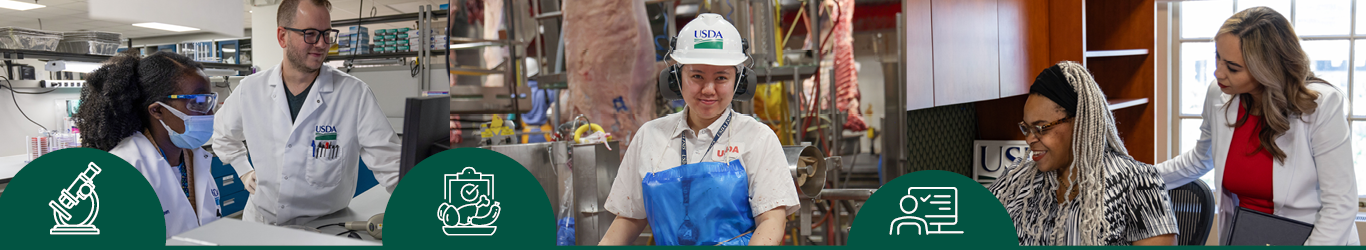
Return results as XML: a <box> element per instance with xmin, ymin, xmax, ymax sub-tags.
<box><xmin>659</xmin><ymin>37</ymin><xmax>684</xmax><ymax>100</ymax></box>
<box><xmin>658</xmin><ymin>63</ymin><xmax>684</xmax><ymax>100</ymax></box>
<box><xmin>732</xmin><ymin>39</ymin><xmax>756</xmax><ymax>101</ymax></box>
<box><xmin>732</xmin><ymin>65</ymin><xmax>757</xmax><ymax>101</ymax></box>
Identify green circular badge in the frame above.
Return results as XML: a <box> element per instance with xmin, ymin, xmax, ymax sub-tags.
<box><xmin>849</xmin><ymin>170</ymin><xmax>1017</xmax><ymax>247</ymax></box>
<box><xmin>383</xmin><ymin>147</ymin><xmax>554</xmax><ymax>247</ymax></box>
<box><xmin>0</xmin><ymin>148</ymin><xmax>164</xmax><ymax>247</ymax></box>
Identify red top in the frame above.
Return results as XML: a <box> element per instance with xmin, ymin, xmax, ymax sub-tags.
<box><xmin>1223</xmin><ymin>105</ymin><xmax>1275</xmax><ymax>214</ymax></box>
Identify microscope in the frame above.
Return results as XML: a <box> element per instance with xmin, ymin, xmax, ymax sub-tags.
<box><xmin>49</xmin><ymin>162</ymin><xmax>102</xmax><ymax>235</ymax></box>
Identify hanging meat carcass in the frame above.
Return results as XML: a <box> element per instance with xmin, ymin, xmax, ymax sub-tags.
<box><xmin>802</xmin><ymin>0</ymin><xmax>867</xmax><ymax>132</ymax></box>
<box><xmin>560</xmin><ymin>0</ymin><xmax>659</xmax><ymax>154</ymax></box>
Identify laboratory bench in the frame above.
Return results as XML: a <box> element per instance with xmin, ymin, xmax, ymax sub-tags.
<box><xmin>167</xmin><ymin>187</ymin><xmax>389</xmax><ymax>245</ymax></box>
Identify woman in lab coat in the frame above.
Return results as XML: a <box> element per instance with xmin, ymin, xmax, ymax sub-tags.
<box><xmin>1156</xmin><ymin>7</ymin><xmax>1359</xmax><ymax>245</ymax></box>
<box><xmin>597</xmin><ymin>14</ymin><xmax>800</xmax><ymax>246</ymax></box>
<box><xmin>73</xmin><ymin>51</ymin><xmax>221</xmax><ymax>238</ymax></box>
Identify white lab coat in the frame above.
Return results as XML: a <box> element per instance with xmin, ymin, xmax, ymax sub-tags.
<box><xmin>210</xmin><ymin>64</ymin><xmax>401</xmax><ymax>225</ymax></box>
<box><xmin>1157</xmin><ymin>81</ymin><xmax>1359</xmax><ymax>245</ymax></box>
<box><xmin>108</xmin><ymin>132</ymin><xmax>220</xmax><ymax>238</ymax></box>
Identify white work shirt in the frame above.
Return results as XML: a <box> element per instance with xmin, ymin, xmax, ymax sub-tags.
<box><xmin>210</xmin><ymin>64</ymin><xmax>401</xmax><ymax>225</ymax></box>
<box><xmin>108</xmin><ymin>133</ymin><xmax>220</xmax><ymax>238</ymax></box>
<box><xmin>604</xmin><ymin>108</ymin><xmax>800</xmax><ymax>220</ymax></box>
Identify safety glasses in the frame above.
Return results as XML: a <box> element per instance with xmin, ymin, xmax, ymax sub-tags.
<box><xmin>166</xmin><ymin>92</ymin><xmax>218</xmax><ymax>114</ymax></box>
<box><xmin>282</xmin><ymin>27</ymin><xmax>340</xmax><ymax>44</ymax></box>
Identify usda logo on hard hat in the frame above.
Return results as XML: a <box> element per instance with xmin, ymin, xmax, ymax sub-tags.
<box><xmin>671</xmin><ymin>13</ymin><xmax>746</xmax><ymax>66</ymax></box>
<box><xmin>693</xmin><ymin>30</ymin><xmax>725</xmax><ymax>49</ymax></box>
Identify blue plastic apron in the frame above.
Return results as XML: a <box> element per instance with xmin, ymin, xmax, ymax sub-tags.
<box><xmin>641</xmin><ymin>111</ymin><xmax>756</xmax><ymax>246</ymax></box>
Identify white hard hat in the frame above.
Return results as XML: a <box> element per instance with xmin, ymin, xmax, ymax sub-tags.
<box><xmin>669</xmin><ymin>13</ymin><xmax>747</xmax><ymax>66</ymax></box>
<box><xmin>524</xmin><ymin>57</ymin><xmax>539</xmax><ymax>78</ymax></box>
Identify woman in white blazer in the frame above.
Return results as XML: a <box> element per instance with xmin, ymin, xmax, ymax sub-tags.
<box><xmin>73</xmin><ymin>52</ymin><xmax>222</xmax><ymax>238</ymax></box>
<box><xmin>1157</xmin><ymin>7</ymin><xmax>1358</xmax><ymax>245</ymax></box>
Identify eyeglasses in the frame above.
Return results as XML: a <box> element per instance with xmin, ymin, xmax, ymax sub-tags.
<box><xmin>1018</xmin><ymin>116</ymin><xmax>1073</xmax><ymax>138</ymax></box>
<box><xmin>167</xmin><ymin>92</ymin><xmax>218</xmax><ymax>114</ymax></box>
<box><xmin>282</xmin><ymin>27</ymin><xmax>340</xmax><ymax>44</ymax></box>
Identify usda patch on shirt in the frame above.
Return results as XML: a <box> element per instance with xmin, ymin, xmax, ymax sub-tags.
<box><xmin>312</xmin><ymin>125</ymin><xmax>340</xmax><ymax>160</ymax></box>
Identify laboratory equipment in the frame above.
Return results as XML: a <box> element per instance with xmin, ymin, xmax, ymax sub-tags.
<box><xmin>57</xmin><ymin>31</ymin><xmax>122</xmax><ymax>56</ymax></box>
<box><xmin>0</xmin><ymin>26</ymin><xmax>61</xmax><ymax>51</ymax></box>
<box><xmin>49</xmin><ymin>162</ymin><xmax>102</xmax><ymax>235</ymax></box>
<box><xmin>6</xmin><ymin>63</ymin><xmax>35</xmax><ymax>80</ymax></box>
<box><xmin>178</xmin><ymin>41</ymin><xmax>219</xmax><ymax>63</ymax></box>
<box><xmin>343</xmin><ymin>213</ymin><xmax>384</xmax><ymax>239</ymax></box>
<box><xmin>25</xmin><ymin>130</ymin><xmax>79</xmax><ymax>162</ymax></box>
<box><xmin>25</xmin><ymin>134</ymin><xmax>49</xmax><ymax>162</ymax></box>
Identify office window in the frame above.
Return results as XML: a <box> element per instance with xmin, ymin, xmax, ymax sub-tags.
<box><xmin>1174</xmin><ymin>0</ymin><xmax>1365</xmax><ymax>194</ymax></box>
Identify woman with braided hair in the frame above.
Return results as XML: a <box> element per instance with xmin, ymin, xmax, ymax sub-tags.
<box><xmin>73</xmin><ymin>51</ymin><xmax>221</xmax><ymax>238</ymax></box>
<box><xmin>987</xmin><ymin>62</ymin><xmax>1178</xmax><ymax>245</ymax></box>
<box><xmin>1156</xmin><ymin>7</ymin><xmax>1359</xmax><ymax>245</ymax></box>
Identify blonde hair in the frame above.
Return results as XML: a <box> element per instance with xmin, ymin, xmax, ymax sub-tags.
<box><xmin>1217</xmin><ymin>6</ymin><xmax>1321</xmax><ymax>162</ymax></box>
<box><xmin>997</xmin><ymin>61</ymin><xmax>1118</xmax><ymax>245</ymax></box>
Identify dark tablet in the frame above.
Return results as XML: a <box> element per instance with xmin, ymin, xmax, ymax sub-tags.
<box><xmin>1223</xmin><ymin>206</ymin><xmax>1314</xmax><ymax>246</ymax></box>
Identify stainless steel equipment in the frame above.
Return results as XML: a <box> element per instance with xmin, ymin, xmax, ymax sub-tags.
<box><xmin>783</xmin><ymin>145</ymin><xmax>827</xmax><ymax>198</ymax></box>
<box><xmin>570</xmin><ymin>142</ymin><xmax>619</xmax><ymax>246</ymax></box>
<box><xmin>483</xmin><ymin>141</ymin><xmax>620</xmax><ymax>245</ymax></box>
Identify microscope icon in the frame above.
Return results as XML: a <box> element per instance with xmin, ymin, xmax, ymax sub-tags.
<box><xmin>49</xmin><ymin>162</ymin><xmax>102</xmax><ymax>235</ymax></box>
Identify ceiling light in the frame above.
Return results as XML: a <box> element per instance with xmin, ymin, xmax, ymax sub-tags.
<box><xmin>0</xmin><ymin>0</ymin><xmax>45</xmax><ymax>11</ymax></box>
<box><xmin>132</xmin><ymin>22</ymin><xmax>200</xmax><ymax>32</ymax></box>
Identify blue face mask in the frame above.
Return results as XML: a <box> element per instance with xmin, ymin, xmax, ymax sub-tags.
<box><xmin>157</xmin><ymin>102</ymin><xmax>215</xmax><ymax>149</ymax></box>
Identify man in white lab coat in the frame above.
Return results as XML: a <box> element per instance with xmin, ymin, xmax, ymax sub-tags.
<box><xmin>210</xmin><ymin>0</ymin><xmax>401</xmax><ymax>225</ymax></box>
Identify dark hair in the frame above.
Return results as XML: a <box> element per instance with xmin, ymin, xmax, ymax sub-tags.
<box><xmin>1029</xmin><ymin>64</ymin><xmax>1077</xmax><ymax>117</ymax></box>
<box><xmin>74</xmin><ymin>51</ymin><xmax>204</xmax><ymax>151</ymax></box>
<box><xmin>277</xmin><ymin>0</ymin><xmax>333</xmax><ymax>27</ymax></box>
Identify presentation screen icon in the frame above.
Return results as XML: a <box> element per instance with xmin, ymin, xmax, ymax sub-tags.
<box><xmin>889</xmin><ymin>187</ymin><xmax>962</xmax><ymax>235</ymax></box>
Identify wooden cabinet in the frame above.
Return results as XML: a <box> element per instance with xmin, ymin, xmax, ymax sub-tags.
<box><xmin>1075</xmin><ymin>0</ymin><xmax>1157</xmax><ymax>163</ymax></box>
<box><xmin>904</xmin><ymin>0</ymin><xmax>934</xmax><ymax>110</ymax></box>
<box><xmin>974</xmin><ymin>0</ymin><xmax>1157</xmax><ymax>163</ymax></box>
<box><xmin>904</xmin><ymin>0</ymin><xmax>1051</xmax><ymax>110</ymax></box>
<box><xmin>930</xmin><ymin>0</ymin><xmax>1000</xmax><ymax>106</ymax></box>
<box><xmin>999</xmin><ymin>0</ymin><xmax>1052</xmax><ymax>97</ymax></box>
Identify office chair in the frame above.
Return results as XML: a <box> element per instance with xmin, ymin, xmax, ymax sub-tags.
<box><xmin>1167</xmin><ymin>179</ymin><xmax>1215</xmax><ymax>245</ymax></box>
